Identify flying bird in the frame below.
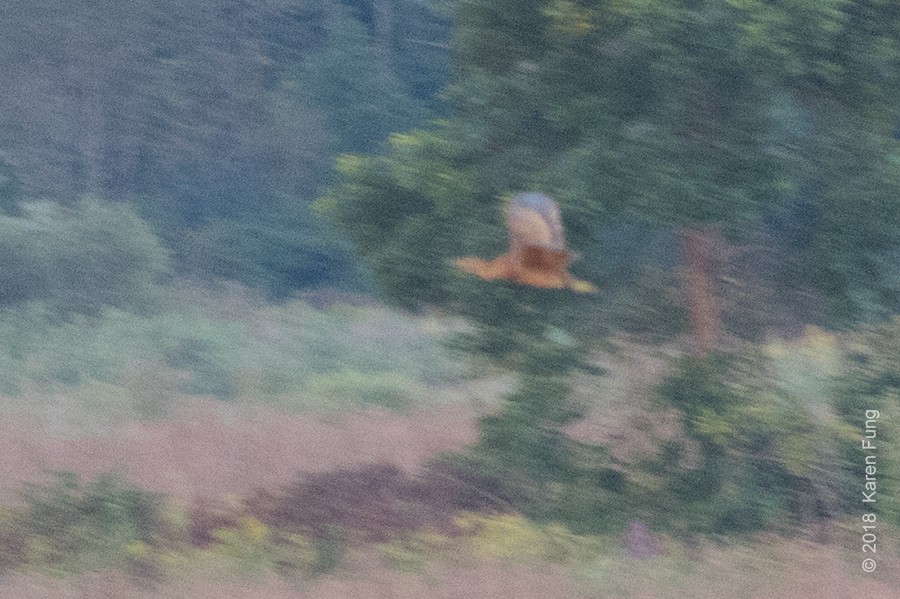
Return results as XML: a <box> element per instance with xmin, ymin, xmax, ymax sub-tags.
<box><xmin>453</xmin><ymin>192</ymin><xmax>596</xmax><ymax>293</ymax></box>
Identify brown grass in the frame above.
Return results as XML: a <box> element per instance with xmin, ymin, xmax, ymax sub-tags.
<box><xmin>0</xmin><ymin>560</ymin><xmax>575</xmax><ymax>599</ymax></box>
<box><xmin>573</xmin><ymin>533</ymin><xmax>899</xmax><ymax>599</ymax></box>
<box><xmin>1</xmin><ymin>537</ymin><xmax>896</xmax><ymax>599</ymax></box>
<box><xmin>0</xmin><ymin>397</ymin><xmax>476</xmax><ymax>506</ymax></box>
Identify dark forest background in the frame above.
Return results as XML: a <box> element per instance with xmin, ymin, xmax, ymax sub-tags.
<box><xmin>0</xmin><ymin>0</ymin><xmax>456</xmax><ymax>299</ymax></box>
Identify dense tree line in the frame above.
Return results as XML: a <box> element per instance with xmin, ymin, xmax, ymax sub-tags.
<box><xmin>325</xmin><ymin>0</ymin><xmax>900</xmax><ymax>334</ymax></box>
<box><xmin>0</xmin><ymin>0</ymin><xmax>455</xmax><ymax>297</ymax></box>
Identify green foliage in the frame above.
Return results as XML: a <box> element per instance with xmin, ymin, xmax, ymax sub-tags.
<box><xmin>0</xmin><ymin>199</ymin><xmax>170</xmax><ymax>315</ymax></box>
<box><xmin>454</xmin><ymin>512</ymin><xmax>602</xmax><ymax>561</ymax></box>
<box><xmin>3</xmin><ymin>2</ymin><xmax>898</xmax><ymax>561</ymax></box>
<box><xmin>808</xmin><ymin>133</ymin><xmax>900</xmax><ymax>324</ymax></box>
<box><xmin>729</xmin><ymin>0</ymin><xmax>900</xmax><ymax>104</ymax></box>
<box><xmin>310</xmin><ymin>527</ymin><xmax>344</xmax><ymax>575</ymax></box>
<box><xmin>764</xmin><ymin>326</ymin><xmax>841</xmax><ymax>408</ymax></box>
<box><xmin>380</xmin><ymin>513</ymin><xmax>606</xmax><ymax>569</ymax></box>
<box><xmin>649</xmin><ymin>353</ymin><xmax>842</xmax><ymax>534</ymax></box>
<box><xmin>477</xmin><ymin>409</ymin><xmax>575</xmax><ymax>487</ymax></box>
<box><xmin>456</xmin><ymin>0</ymin><xmax>549</xmax><ymax>75</ymax></box>
<box><xmin>836</xmin><ymin>317</ymin><xmax>900</xmax><ymax>418</ymax></box>
<box><xmin>178</xmin><ymin>215</ymin><xmax>355</xmax><ymax>295</ymax></box>
<box><xmin>833</xmin><ymin>318</ymin><xmax>900</xmax><ymax>524</ymax></box>
<box><xmin>317</xmin><ymin>128</ymin><xmax>488</xmax><ymax>310</ymax></box>
<box><xmin>320</xmin><ymin>2</ymin><xmax>900</xmax><ymax>542</ymax></box>
<box><xmin>204</xmin><ymin>517</ymin><xmax>319</xmax><ymax>578</ymax></box>
<box><xmin>0</xmin><ymin>473</ymin><xmax>331</xmax><ymax>580</ymax></box>
<box><xmin>612</xmin><ymin>266</ymin><xmax>688</xmax><ymax>342</ymax></box>
<box><xmin>288</xmin><ymin>10</ymin><xmax>426</xmax><ymax>154</ymax></box>
<box><xmin>303</xmin><ymin>369</ymin><xmax>426</xmax><ymax>411</ymax></box>
<box><xmin>325</xmin><ymin>0</ymin><xmax>900</xmax><ymax>326</ymax></box>
<box><xmin>158</xmin><ymin>315</ymin><xmax>244</xmax><ymax>400</ymax></box>
<box><xmin>0</xmin><ymin>305</ymin><xmax>241</xmax><ymax>402</ymax></box>
<box><xmin>149</xmin><ymin>0</ymin><xmax>458</xmax><ymax>295</ymax></box>
<box><xmin>0</xmin><ymin>0</ymin><xmax>457</xmax><ymax>297</ymax></box>
<box><xmin>463</xmin><ymin>367</ymin><xmax>630</xmax><ymax>534</ymax></box>
<box><xmin>658</xmin><ymin>355</ymin><xmax>739</xmax><ymax>450</ymax></box>
<box><xmin>0</xmin><ymin>286</ymin><xmax>462</xmax><ymax>414</ymax></box>
<box><xmin>5</xmin><ymin>472</ymin><xmax>165</xmax><ymax>575</ymax></box>
<box><xmin>379</xmin><ymin>532</ymin><xmax>445</xmax><ymax>572</ymax></box>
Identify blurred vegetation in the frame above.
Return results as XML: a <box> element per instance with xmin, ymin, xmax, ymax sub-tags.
<box><xmin>0</xmin><ymin>0</ymin><xmax>456</xmax><ymax>295</ymax></box>
<box><xmin>5</xmin><ymin>467</ymin><xmax>894</xmax><ymax>593</ymax></box>
<box><xmin>0</xmin><ymin>469</ymin><xmax>637</xmax><ymax>581</ymax></box>
<box><xmin>833</xmin><ymin>317</ymin><xmax>900</xmax><ymax>525</ymax></box>
<box><xmin>0</xmin><ymin>287</ymin><xmax>463</xmax><ymax>415</ymax></box>
<box><xmin>0</xmin><ymin>472</ymin><xmax>326</xmax><ymax>580</ymax></box>
<box><xmin>0</xmin><ymin>472</ymin><xmax>168</xmax><ymax>577</ymax></box>
<box><xmin>323</xmin><ymin>0</ymin><xmax>900</xmax><ymax>322</ymax></box>
<box><xmin>0</xmin><ymin>0</ymin><xmax>899</xmax><ymax>579</ymax></box>
<box><xmin>318</xmin><ymin>0</ymin><xmax>900</xmax><ymax>539</ymax></box>
<box><xmin>0</xmin><ymin>199</ymin><xmax>170</xmax><ymax>315</ymax></box>
<box><xmin>645</xmin><ymin>353</ymin><xmax>837</xmax><ymax>535</ymax></box>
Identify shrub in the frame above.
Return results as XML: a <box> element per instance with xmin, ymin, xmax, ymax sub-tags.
<box><xmin>11</xmin><ymin>472</ymin><xmax>166</xmax><ymax>574</ymax></box>
<box><xmin>764</xmin><ymin>325</ymin><xmax>842</xmax><ymax>409</ymax></box>
<box><xmin>163</xmin><ymin>334</ymin><xmax>239</xmax><ymax>400</ymax></box>
<box><xmin>455</xmin><ymin>512</ymin><xmax>544</xmax><ymax>559</ymax></box>
<box><xmin>177</xmin><ymin>214</ymin><xmax>360</xmax><ymax>296</ymax></box>
<box><xmin>379</xmin><ymin>530</ymin><xmax>451</xmax><ymax>572</ymax></box>
<box><xmin>0</xmin><ymin>283</ymin><xmax>463</xmax><ymax>412</ymax></box>
<box><xmin>0</xmin><ymin>199</ymin><xmax>170</xmax><ymax>315</ymax></box>
<box><xmin>303</xmin><ymin>369</ymin><xmax>425</xmax><ymax>411</ymax></box>
<box><xmin>833</xmin><ymin>317</ymin><xmax>900</xmax><ymax>524</ymax></box>
<box><xmin>205</xmin><ymin>517</ymin><xmax>319</xmax><ymax>577</ymax></box>
<box><xmin>453</xmin><ymin>512</ymin><xmax>603</xmax><ymax>563</ymax></box>
<box><xmin>650</xmin><ymin>353</ymin><xmax>838</xmax><ymax>535</ymax></box>
<box><xmin>2</xmin><ymin>473</ymin><xmax>327</xmax><ymax>579</ymax></box>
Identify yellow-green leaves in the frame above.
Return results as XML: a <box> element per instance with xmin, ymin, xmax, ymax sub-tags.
<box><xmin>543</xmin><ymin>0</ymin><xmax>595</xmax><ymax>37</ymax></box>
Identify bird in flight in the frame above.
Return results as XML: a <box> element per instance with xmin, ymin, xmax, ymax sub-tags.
<box><xmin>453</xmin><ymin>192</ymin><xmax>596</xmax><ymax>293</ymax></box>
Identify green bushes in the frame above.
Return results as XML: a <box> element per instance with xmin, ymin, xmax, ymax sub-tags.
<box><xmin>612</xmin><ymin>266</ymin><xmax>687</xmax><ymax>342</ymax></box>
<box><xmin>409</xmin><ymin>322</ymin><xmax>897</xmax><ymax>539</ymax></box>
<box><xmin>303</xmin><ymin>370</ymin><xmax>425</xmax><ymax>411</ymax></box>
<box><xmin>453</xmin><ymin>340</ymin><xmax>859</xmax><ymax>540</ymax></box>
<box><xmin>0</xmin><ymin>473</ymin><xmax>167</xmax><ymax>576</ymax></box>
<box><xmin>0</xmin><ymin>307</ymin><xmax>241</xmax><ymax>403</ymax></box>
<box><xmin>177</xmin><ymin>214</ymin><xmax>361</xmax><ymax>297</ymax></box>
<box><xmin>0</xmin><ymin>469</ymin><xmax>608</xmax><ymax>582</ymax></box>
<box><xmin>645</xmin><ymin>352</ymin><xmax>849</xmax><ymax>535</ymax></box>
<box><xmin>833</xmin><ymin>317</ymin><xmax>900</xmax><ymax>525</ymax></box>
<box><xmin>0</xmin><ymin>199</ymin><xmax>170</xmax><ymax>315</ymax></box>
<box><xmin>0</xmin><ymin>473</ymin><xmax>332</xmax><ymax>580</ymax></box>
<box><xmin>835</xmin><ymin>317</ymin><xmax>900</xmax><ymax>421</ymax></box>
<box><xmin>0</xmin><ymin>287</ymin><xmax>462</xmax><ymax>418</ymax></box>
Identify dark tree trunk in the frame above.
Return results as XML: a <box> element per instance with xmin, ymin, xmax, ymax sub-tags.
<box><xmin>684</xmin><ymin>227</ymin><xmax>720</xmax><ymax>355</ymax></box>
